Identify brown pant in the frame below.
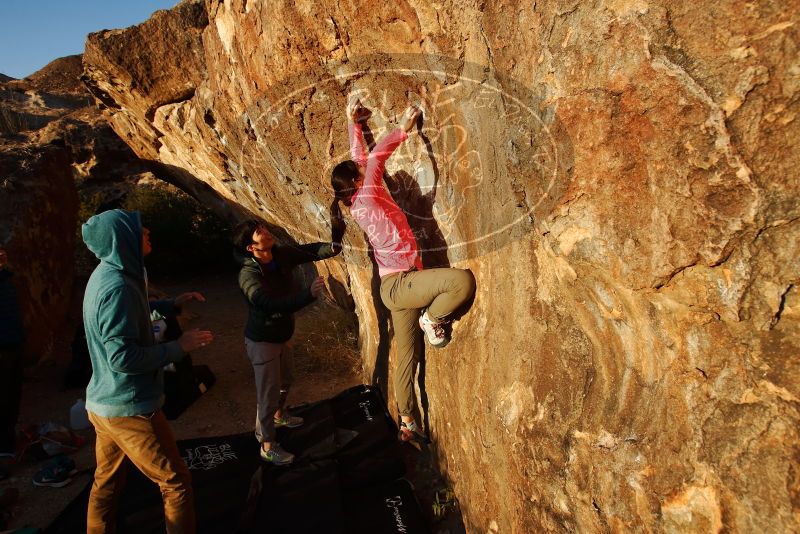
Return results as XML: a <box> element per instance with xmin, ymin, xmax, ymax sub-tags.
<box><xmin>87</xmin><ymin>410</ymin><xmax>195</xmax><ymax>534</ymax></box>
<box><xmin>379</xmin><ymin>268</ymin><xmax>475</xmax><ymax>416</ymax></box>
<box><xmin>244</xmin><ymin>338</ymin><xmax>294</xmax><ymax>444</ymax></box>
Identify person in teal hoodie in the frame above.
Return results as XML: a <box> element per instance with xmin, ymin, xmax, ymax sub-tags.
<box><xmin>82</xmin><ymin>209</ymin><xmax>213</xmax><ymax>534</ymax></box>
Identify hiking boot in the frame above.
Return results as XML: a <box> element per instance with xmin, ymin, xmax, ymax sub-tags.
<box><xmin>398</xmin><ymin>420</ymin><xmax>429</xmax><ymax>444</ymax></box>
<box><xmin>419</xmin><ymin>310</ymin><xmax>450</xmax><ymax>348</ymax></box>
<box><xmin>259</xmin><ymin>444</ymin><xmax>294</xmax><ymax>466</ymax></box>
<box><xmin>274</xmin><ymin>414</ymin><xmax>304</xmax><ymax>429</ymax></box>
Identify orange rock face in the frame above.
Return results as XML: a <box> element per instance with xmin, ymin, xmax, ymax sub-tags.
<box><xmin>82</xmin><ymin>1</ymin><xmax>799</xmax><ymax>531</ymax></box>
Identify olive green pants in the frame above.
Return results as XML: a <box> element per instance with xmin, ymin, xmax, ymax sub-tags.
<box><xmin>379</xmin><ymin>268</ymin><xmax>475</xmax><ymax>416</ymax></box>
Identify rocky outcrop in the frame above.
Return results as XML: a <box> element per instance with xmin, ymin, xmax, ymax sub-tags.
<box><xmin>0</xmin><ymin>143</ymin><xmax>77</xmax><ymax>363</ymax></box>
<box><xmin>0</xmin><ymin>57</ymin><xmax>87</xmax><ymax>362</ymax></box>
<box><xmin>82</xmin><ymin>1</ymin><xmax>799</xmax><ymax>531</ymax></box>
<box><xmin>1</xmin><ymin>56</ymin><xmax>91</xmax><ymax>136</ymax></box>
<box><xmin>1</xmin><ymin>56</ymin><xmax>168</xmax><ymax>361</ymax></box>
<box><xmin>0</xmin><ymin>55</ymin><xmax>154</xmax><ymax>192</ymax></box>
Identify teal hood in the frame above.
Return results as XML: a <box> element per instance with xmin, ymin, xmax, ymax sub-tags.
<box><xmin>82</xmin><ymin>209</ymin><xmax>144</xmax><ymax>279</ymax></box>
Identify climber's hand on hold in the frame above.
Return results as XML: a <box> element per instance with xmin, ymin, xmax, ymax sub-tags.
<box><xmin>402</xmin><ymin>105</ymin><xmax>422</xmax><ymax>133</ymax></box>
<box><xmin>348</xmin><ymin>99</ymin><xmax>368</xmax><ymax>123</ymax></box>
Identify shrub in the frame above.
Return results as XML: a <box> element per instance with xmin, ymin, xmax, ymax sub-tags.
<box><xmin>76</xmin><ymin>182</ymin><xmax>233</xmax><ymax>278</ymax></box>
<box><xmin>123</xmin><ymin>183</ymin><xmax>232</xmax><ymax>278</ymax></box>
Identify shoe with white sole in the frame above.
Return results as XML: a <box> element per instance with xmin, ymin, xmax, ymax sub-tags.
<box><xmin>274</xmin><ymin>414</ymin><xmax>304</xmax><ymax>429</ymax></box>
<box><xmin>260</xmin><ymin>444</ymin><xmax>295</xmax><ymax>466</ymax></box>
<box><xmin>398</xmin><ymin>420</ymin><xmax>429</xmax><ymax>444</ymax></box>
<box><xmin>419</xmin><ymin>310</ymin><xmax>450</xmax><ymax>347</ymax></box>
<box><xmin>33</xmin><ymin>457</ymin><xmax>76</xmax><ymax>488</ymax></box>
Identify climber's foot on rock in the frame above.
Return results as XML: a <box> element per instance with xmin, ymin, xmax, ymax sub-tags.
<box><xmin>419</xmin><ymin>310</ymin><xmax>450</xmax><ymax>348</ymax></box>
<box><xmin>399</xmin><ymin>419</ymin><xmax>429</xmax><ymax>445</ymax></box>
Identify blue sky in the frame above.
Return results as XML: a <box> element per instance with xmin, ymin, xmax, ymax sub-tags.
<box><xmin>0</xmin><ymin>0</ymin><xmax>179</xmax><ymax>79</ymax></box>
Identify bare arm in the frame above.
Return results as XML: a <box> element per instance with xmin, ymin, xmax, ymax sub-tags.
<box><xmin>363</xmin><ymin>128</ymin><xmax>408</xmax><ymax>188</ymax></box>
<box><xmin>348</xmin><ymin>99</ymin><xmax>368</xmax><ymax>167</ymax></box>
<box><xmin>362</xmin><ymin>106</ymin><xmax>420</xmax><ymax>188</ymax></box>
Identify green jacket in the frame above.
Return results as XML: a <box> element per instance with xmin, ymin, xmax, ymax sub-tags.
<box><xmin>237</xmin><ymin>243</ymin><xmax>339</xmax><ymax>343</ymax></box>
<box><xmin>82</xmin><ymin>209</ymin><xmax>184</xmax><ymax>417</ymax></box>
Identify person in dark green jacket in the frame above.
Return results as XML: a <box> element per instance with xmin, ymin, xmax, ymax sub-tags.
<box><xmin>82</xmin><ymin>209</ymin><xmax>213</xmax><ymax>533</ymax></box>
<box><xmin>232</xmin><ymin>219</ymin><xmax>340</xmax><ymax>465</ymax></box>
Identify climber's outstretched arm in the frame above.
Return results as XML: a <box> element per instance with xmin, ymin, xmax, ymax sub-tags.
<box><xmin>347</xmin><ymin>99</ymin><xmax>368</xmax><ymax>168</ymax></box>
<box><xmin>361</xmin><ymin>106</ymin><xmax>421</xmax><ymax>188</ymax></box>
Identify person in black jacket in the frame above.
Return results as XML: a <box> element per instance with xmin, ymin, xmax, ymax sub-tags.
<box><xmin>232</xmin><ymin>220</ymin><xmax>340</xmax><ymax>465</ymax></box>
<box><xmin>0</xmin><ymin>246</ymin><xmax>24</xmax><ymax>459</ymax></box>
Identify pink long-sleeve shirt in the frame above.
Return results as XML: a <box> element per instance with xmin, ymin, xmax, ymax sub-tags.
<box><xmin>348</xmin><ymin>122</ymin><xmax>423</xmax><ymax>278</ymax></box>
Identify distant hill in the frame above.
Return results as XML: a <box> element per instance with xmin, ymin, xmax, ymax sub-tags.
<box><xmin>0</xmin><ymin>73</ymin><xmax>14</xmax><ymax>82</ymax></box>
<box><xmin>22</xmin><ymin>54</ymin><xmax>86</xmax><ymax>95</ymax></box>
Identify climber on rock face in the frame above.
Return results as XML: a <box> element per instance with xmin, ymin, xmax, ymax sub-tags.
<box><xmin>329</xmin><ymin>98</ymin><xmax>476</xmax><ymax>443</ymax></box>
<box><xmin>232</xmin><ymin>219</ymin><xmax>339</xmax><ymax>465</ymax></box>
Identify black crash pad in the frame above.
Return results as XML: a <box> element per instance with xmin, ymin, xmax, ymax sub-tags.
<box><xmin>45</xmin><ymin>385</ymin><xmax>428</xmax><ymax>534</ymax></box>
<box><xmin>163</xmin><ymin>363</ymin><xmax>216</xmax><ymax>420</ymax></box>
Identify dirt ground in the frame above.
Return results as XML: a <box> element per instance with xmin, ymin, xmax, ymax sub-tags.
<box><xmin>0</xmin><ymin>272</ymin><xmax>464</xmax><ymax>533</ymax></box>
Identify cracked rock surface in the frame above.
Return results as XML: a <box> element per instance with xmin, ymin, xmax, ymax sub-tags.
<box><xmin>82</xmin><ymin>1</ymin><xmax>799</xmax><ymax>531</ymax></box>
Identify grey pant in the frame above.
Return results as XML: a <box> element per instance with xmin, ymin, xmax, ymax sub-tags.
<box><xmin>379</xmin><ymin>268</ymin><xmax>475</xmax><ymax>416</ymax></box>
<box><xmin>244</xmin><ymin>338</ymin><xmax>294</xmax><ymax>444</ymax></box>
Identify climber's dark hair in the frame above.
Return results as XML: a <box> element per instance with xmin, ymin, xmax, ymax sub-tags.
<box><xmin>231</xmin><ymin>219</ymin><xmax>261</xmax><ymax>256</ymax></box>
<box><xmin>331</xmin><ymin>160</ymin><xmax>360</xmax><ymax>205</ymax></box>
<box><xmin>328</xmin><ymin>160</ymin><xmax>362</xmax><ymax>252</ymax></box>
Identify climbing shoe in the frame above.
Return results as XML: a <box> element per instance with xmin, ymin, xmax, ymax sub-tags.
<box><xmin>419</xmin><ymin>310</ymin><xmax>450</xmax><ymax>348</ymax></box>
<box><xmin>399</xmin><ymin>420</ymin><xmax>429</xmax><ymax>444</ymax></box>
<box><xmin>259</xmin><ymin>444</ymin><xmax>295</xmax><ymax>466</ymax></box>
<box><xmin>274</xmin><ymin>414</ymin><xmax>304</xmax><ymax>429</ymax></box>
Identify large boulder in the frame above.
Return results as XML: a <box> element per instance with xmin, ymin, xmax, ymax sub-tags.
<box><xmin>0</xmin><ymin>55</ymin><xmax>147</xmax><ymax>363</ymax></box>
<box><xmin>0</xmin><ymin>143</ymin><xmax>77</xmax><ymax>363</ymax></box>
<box><xmin>0</xmin><ymin>54</ymin><xmax>207</xmax><ymax>361</ymax></box>
<box><xmin>82</xmin><ymin>1</ymin><xmax>799</xmax><ymax>531</ymax></box>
